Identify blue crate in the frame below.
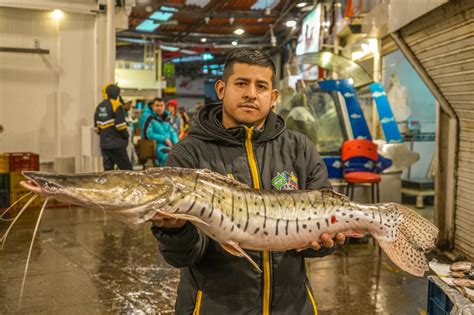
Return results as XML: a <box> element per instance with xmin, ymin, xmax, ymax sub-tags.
<box><xmin>428</xmin><ymin>277</ymin><xmax>453</xmax><ymax>315</ymax></box>
<box><xmin>0</xmin><ymin>173</ymin><xmax>9</xmax><ymax>190</ymax></box>
<box><xmin>0</xmin><ymin>189</ymin><xmax>9</xmax><ymax>208</ymax></box>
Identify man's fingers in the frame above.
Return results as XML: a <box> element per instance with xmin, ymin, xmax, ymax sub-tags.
<box><xmin>320</xmin><ymin>233</ymin><xmax>334</xmax><ymax>248</ymax></box>
<box><xmin>335</xmin><ymin>233</ymin><xmax>346</xmax><ymax>245</ymax></box>
<box><xmin>309</xmin><ymin>240</ymin><xmax>321</xmax><ymax>250</ymax></box>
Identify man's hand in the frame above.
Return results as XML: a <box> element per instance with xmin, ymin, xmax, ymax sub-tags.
<box><xmin>165</xmin><ymin>139</ymin><xmax>173</xmax><ymax>147</ymax></box>
<box><xmin>152</xmin><ymin>213</ymin><xmax>186</xmax><ymax>229</ymax></box>
<box><xmin>296</xmin><ymin>232</ymin><xmax>346</xmax><ymax>252</ymax></box>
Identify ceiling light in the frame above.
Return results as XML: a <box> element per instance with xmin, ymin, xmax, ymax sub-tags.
<box><xmin>229</xmin><ymin>16</ymin><xmax>235</xmax><ymax>25</ymax></box>
<box><xmin>200</xmin><ymin>37</ymin><xmax>207</xmax><ymax>43</ymax></box>
<box><xmin>232</xmin><ymin>41</ymin><xmax>238</xmax><ymax>46</ymax></box>
<box><xmin>160</xmin><ymin>45</ymin><xmax>180</xmax><ymax>52</ymax></box>
<box><xmin>257</xmin><ymin>17</ymin><xmax>263</xmax><ymax>22</ymax></box>
<box><xmin>136</xmin><ymin>19</ymin><xmax>160</xmax><ymax>32</ymax></box>
<box><xmin>234</xmin><ymin>28</ymin><xmax>245</xmax><ymax>35</ymax></box>
<box><xmin>52</xmin><ymin>9</ymin><xmax>63</xmax><ymax>20</ymax></box>
<box><xmin>204</xmin><ymin>16</ymin><xmax>210</xmax><ymax>24</ymax></box>
<box><xmin>145</xmin><ymin>6</ymin><xmax>153</xmax><ymax>12</ymax></box>
<box><xmin>285</xmin><ymin>20</ymin><xmax>297</xmax><ymax>27</ymax></box>
<box><xmin>180</xmin><ymin>49</ymin><xmax>198</xmax><ymax>55</ymax></box>
<box><xmin>296</xmin><ymin>1</ymin><xmax>309</xmax><ymax>8</ymax></box>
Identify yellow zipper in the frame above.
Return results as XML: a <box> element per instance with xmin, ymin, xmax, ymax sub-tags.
<box><xmin>244</xmin><ymin>127</ymin><xmax>271</xmax><ymax>315</ymax></box>
<box><xmin>306</xmin><ymin>285</ymin><xmax>318</xmax><ymax>315</ymax></box>
<box><xmin>192</xmin><ymin>290</ymin><xmax>203</xmax><ymax>315</ymax></box>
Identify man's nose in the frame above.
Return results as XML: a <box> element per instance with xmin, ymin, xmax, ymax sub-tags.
<box><xmin>243</xmin><ymin>84</ymin><xmax>257</xmax><ymax>100</ymax></box>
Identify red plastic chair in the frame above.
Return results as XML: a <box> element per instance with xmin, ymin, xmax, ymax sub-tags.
<box><xmin>341</xmin><ymin>139</ymin><xmax>381</xmax><ymax>203</ymax></box>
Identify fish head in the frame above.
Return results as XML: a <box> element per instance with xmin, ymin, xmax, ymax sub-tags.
<box><xmin>20</xmin><ymin>170</ymin><xmax>175</xmax><ymax>211</ymax></box>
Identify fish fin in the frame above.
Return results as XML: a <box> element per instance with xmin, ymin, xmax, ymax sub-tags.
<box><xmin>155</xmin><ymin>210</ymin><xmax>209</xmax><ymax>227</ymax></box>
<box><xmin>197</xmin><ymin>169</ymin><xmax>250</xmax><ymax>189</ymax></box>
<box><xmin>375</xmin><ymin>204</ymin><xmax>438</xmax><ymax>277</ymax></box>
<box><xmin>222</xmin><ymin>241</ymin><xmax>262</xmax><ymax>273</ymax></box>
<box><xmin>220</xmin><ymin>243</ymin><xmax>244</xmax><ymax>257</ymax></box>
<box><xmin>320</xmin><ymin>189</ymin><xmax>351</xmax><ymax>201</ymax></box>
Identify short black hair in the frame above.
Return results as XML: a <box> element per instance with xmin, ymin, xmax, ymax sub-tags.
<box><xmin>152</xmin><ymin>97</ymin><xmax>163</xmax><ymax>103</ymax></box>
<box><xmin>222</xmin><ymin>48</ymin><xmax>276</xmax><ymax>83</ymax></box>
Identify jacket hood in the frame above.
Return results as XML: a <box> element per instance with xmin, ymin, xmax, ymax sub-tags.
<box><xmin>188</xmin><ymin>103</ymin><xmax>285</xmax><ymax>145</ymax></box>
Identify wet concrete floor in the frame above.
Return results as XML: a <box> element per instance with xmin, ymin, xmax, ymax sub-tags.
<box><xmin>0</xmin><ymin>206</ymin><xmax>434</xmax><ymax>314</ymax></box>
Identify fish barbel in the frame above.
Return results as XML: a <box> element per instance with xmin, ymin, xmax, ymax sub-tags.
<box><xmin>18</xmin><ymin>167</ymin><xmax>438</xmax><ymax>277</ymax></box>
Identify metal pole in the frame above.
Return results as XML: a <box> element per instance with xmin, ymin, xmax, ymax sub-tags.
<box><xmin>105</xmin><ymin>0</ymin><xmax>115</xmax><ymax>83</ymax></box>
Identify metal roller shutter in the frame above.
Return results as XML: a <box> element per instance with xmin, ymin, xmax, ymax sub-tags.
<box><xmin>395</xmin><ymin>0</ymin><xmax>474</xmax><ymax>259</ymax></box>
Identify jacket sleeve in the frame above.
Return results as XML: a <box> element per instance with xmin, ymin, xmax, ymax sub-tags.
<box><xmin>299</xmin><ymin>136</ymin><xmax>334</xmax><ymax>258</ymax></box>
<box><xmin>93</xmin><ymin>107</ymin><xmax>99</xmax><ymax>134</ymax></box>
<box><xmin>151</xmin><ymin>222</ymin><xmax>209</xmax><ymax>268</ymax></box>
<box><xmin>169</xmin><ymin>124</ymin><xmax>179</xmax><ymax>144</ymax></box>
<box><xmin>114</xmin><ymin>105</ymin><xmax>129</xmax><ymax>139</ymax></box>
<box><xmin>151</xmin><ymin>142</ymin><xmax>209</xmax><ymax>267</ymax></box>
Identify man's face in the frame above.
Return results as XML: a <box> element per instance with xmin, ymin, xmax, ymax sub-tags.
<box><xmin>151</xmin><ymin>101</ymin><xmax>165</xmax><ymax>115</ymax></box>
<box><xmin>215</xmin><ymin>63</ymin><xmax>279</xmax><ymax>129</ymax></box>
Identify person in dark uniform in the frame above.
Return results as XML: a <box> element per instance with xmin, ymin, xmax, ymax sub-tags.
<box><xmin>94</xmin><ymin>83</ymin><xmax>132</xmax><ymax>171</ymax></box>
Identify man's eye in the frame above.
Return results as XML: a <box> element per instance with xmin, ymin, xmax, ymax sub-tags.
<box><xmin>257</xmin><ymin>85</ymin><xmax>267</xmax><ymax>90</ymax></box>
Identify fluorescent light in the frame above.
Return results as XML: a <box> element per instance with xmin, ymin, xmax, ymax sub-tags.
<box><xmin>136</xmin><ymin>19</ymin><xmax>160</xmax><ymax>32</ymax></box>
<box><xmin>348</xmin><ymin>78</ymin><xmax>355</xmax><ymax>85</ymax></box>
<box><xmin>232</xmin><ymin>41</ymin><xmax>238</xmax><ymax>46</ymax></box>
<box><xmin>150</xmin><ymin>10</ymin><xmax>173</xmax><ymax>21</ymax></box>
<box><xmin>180</xmin><ymin>49</ymin><xmax>198</xmax><ymax>55</ymax></box>
<box><xmin>52</xmin><ymin>9</ymin><xmax>63</xmax><ymax>20</ymax></box>
<box><xmin>186</xmin><ymin>0</ymin><xmax>211</xmax><ymax>7</ymax></box>
<box><xmin>160</xmin><ymin>6</ymin><xmax>178</xmax><ymax>12</ymax></box>
<box><xmin>286</xmin><ymin>20</ymin><xmax>297</xmax><ymax>27</ymax></box>
<box><xmin>234</xmin><ymin>28</ymin><xmax>245</xmax><ymax>35</ymax></box>
<box><xmin>251</xmin><ymin>0</ymin><xmax>278</xmax><ymax>10</ymax></box>
<box><xmin>202</xmin><ymin>53</ymin><xmax>214</xmax><ymax>61</ymax></box>
<box><xmin>160</xmin><ymin>45</ymin><xmax>180</xmax><ymax>52</ymax></box>
<box><xmin>200</xmin><ymin>37</ymin><xmax>207</xmax><ymax>43</ymax></box>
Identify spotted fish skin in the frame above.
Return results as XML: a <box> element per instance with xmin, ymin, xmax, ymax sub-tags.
<box><xmin>21</xmin><ymin>167</ymin><xmax>439</xmax><ymax>277</ymax></box>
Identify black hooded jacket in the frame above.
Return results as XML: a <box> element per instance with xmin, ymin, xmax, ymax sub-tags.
<box><xmin>151</xmin><ymin>103</ymin><xmax>332</xmax><ymax>314</ymax></box>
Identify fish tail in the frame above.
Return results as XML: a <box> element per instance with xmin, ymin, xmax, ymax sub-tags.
<box><xmin>376</xmin><ymin>203</ymin><xmax>438</xmax><ymax>277</ymax></box>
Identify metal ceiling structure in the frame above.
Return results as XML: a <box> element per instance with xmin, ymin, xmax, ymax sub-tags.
<box><xmin>117</xmin><ymin>0</ymin><xmax>314</xmax><ymax>60</ymax></box>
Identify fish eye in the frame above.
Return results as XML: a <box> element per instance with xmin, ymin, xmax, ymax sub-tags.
<box><xmin>96</xmin><ymin>177</ymin><xmax>107</xmax><ymax>184</ymax></box>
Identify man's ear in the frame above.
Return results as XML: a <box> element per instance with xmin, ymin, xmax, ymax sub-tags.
<box><xmin>215</xmin><ymin>80</ymin><xmax>225</xmax><ymax>100</ymax></box>
<box><xmin>271</xmin><ymin>88</ymin><xmax>279</xmax><ymax>107</ymax></box>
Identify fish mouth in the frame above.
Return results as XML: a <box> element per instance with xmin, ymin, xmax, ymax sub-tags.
<box><xmin>20</xmin><ymin>171</ymin><xmax>63</xmax><ymax>195</ymax></box>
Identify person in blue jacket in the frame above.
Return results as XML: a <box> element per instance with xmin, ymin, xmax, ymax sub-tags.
<box><xmin>140</xmin><ymin>97</ymin><xmax>178</xmax><ymax>166</ymax></box>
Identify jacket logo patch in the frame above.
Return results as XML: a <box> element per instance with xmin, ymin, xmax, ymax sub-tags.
<box><xmin>272</xmin><ymin>171</ymin><xmax>298</xmax><ymax>190</ymax></box>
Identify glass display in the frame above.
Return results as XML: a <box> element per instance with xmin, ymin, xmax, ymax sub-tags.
<box><xmin>278</xmin><ymin>85</ymin><xmax>347</xmax><ymax>155</ymax></box>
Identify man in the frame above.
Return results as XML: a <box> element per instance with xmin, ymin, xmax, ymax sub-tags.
<box><xmin>151</xmin><ymin>48</ymin><xmax>345</xmax><ymax>314</ymax></box>
<box><xmin>142</xmin><ymin>98</ymin><xmax>178</xmax><ymax>166</ymax></box>
<box><xmin>94</xmin><ymin>83</ymin><xmax>132</xmax><ymax>171</ymax></box>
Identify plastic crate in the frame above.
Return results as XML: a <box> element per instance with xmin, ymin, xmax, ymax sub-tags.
<box><xmin>8</xmin><ymin>152</ymin><xmax>39</xmax><ymax>172</ymax></box>
<box><xmin>9</xmin><ymin>190</ymin><xmax>43</xmax><ymax>210</ymax></box>
<box><xmin>428</xmin><ymin>277</ymin><xmax>453</xmax><ymax>315</ymax></box>
<box><xmin>9</xmin><ymin>172</ymin><xmax>26</xmax><ymax>191</ymax></box>
<box><xmin>0</xmin><ymin>173</ymin><xmax>9</xmax><ymax>190</ymax></box>
<box><xmin>0</xmin><ymin>189</ymin><xmax>9</xmax><ymax>208</ymax></box>
<box><xmin>0</xmin><ymin>154</ymin><xmax>9</xmax><ymax>173</ymax></box>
